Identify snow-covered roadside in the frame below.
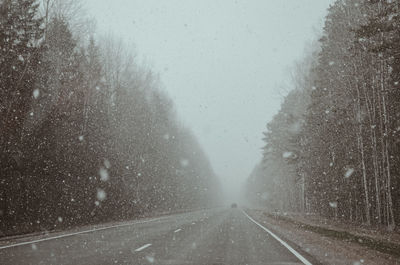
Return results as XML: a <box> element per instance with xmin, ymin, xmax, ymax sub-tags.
<box><xmin>272</xmin><ymin>211</ymin><xmax>400</xmax><ymax>245</ymax></box>
<box><xmin>0</xmin><ymin>208</ymin><xmax>203</xmax><ymax>249</ymax></box>
<box><xmin>0</xmin><ymin>216</ymin><xmax>163</xmax><ymax>249</ymax></box>
<box><xmin>246</xmin><ymin>209</ymin><xmax>400</xmax><ymax>265</ymax></box>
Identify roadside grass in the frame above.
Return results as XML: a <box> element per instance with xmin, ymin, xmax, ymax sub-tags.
<box><xmin>263</xmin><ymin>212</ymin><xmax>400</xmax><ymax>258</ymax></box>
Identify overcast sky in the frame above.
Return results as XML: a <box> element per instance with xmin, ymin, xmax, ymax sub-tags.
<box><xmin>84</xmin><ymin>0</ymin><xmax>334</xmax><ymax>200</ymax></box>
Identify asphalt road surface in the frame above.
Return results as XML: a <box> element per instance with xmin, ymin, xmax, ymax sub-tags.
<box><xmin>0</xmin><ymin>208</ymin><xmax>312</xmax><ymax>265</ymax></box>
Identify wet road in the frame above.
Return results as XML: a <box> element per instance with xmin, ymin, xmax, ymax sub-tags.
<box><xmin>0</xmin><ymin>208</ymin><xmax>311</xmax><ymax>265</ymax></box>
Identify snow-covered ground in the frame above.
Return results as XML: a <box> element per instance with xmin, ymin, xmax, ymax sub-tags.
<box><xmin>0</xmin><ymin>216</ymin><xmax>163</xmax><ymax>250</ymax></box>
<box><xmin>247</xmin><ymin>209</ymin><xmax>400</xmax><ymax>265</ymax></box>
<box><xmin>0</xmin><ymin>208</ymin><xmax>200</xmax><ymax>249</ymax></box>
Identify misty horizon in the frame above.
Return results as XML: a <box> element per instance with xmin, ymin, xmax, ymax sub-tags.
<box><xmin>84</xmin><ymin>0</ymin><xmax>334</xmax><ymax>200</ymax></box>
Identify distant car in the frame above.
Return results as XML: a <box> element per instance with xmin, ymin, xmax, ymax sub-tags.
<box><xmin>231</xmin><ymin>203</ymin><xmax>238</xmax><ymax>208</ymax></box>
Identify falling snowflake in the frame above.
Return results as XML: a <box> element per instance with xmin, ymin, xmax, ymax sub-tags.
<box><xmin>282</xmin><ymin>152</ymin><xmax>293</xmax><ymax>158</ymax></box>
<box><xmin>78</xmin><ymin>135</ymin><xmax>84</xmax><ymax>141</ymax></box>
<box><xmin>145</xmin><ymin>255</ymin><xmax>155</xmax><ymax>263</ymax></box>
<box><xmin>344</xmin><ymin>168</ymin><xmax>354</xmax><ymax>178</ymax></box>
<box><xmin>329</xmin><ymin>202</ymin><xmax>338</xmax><ymax>208</ymax></box>
<box><xmin>58</xmin><ymin>217</ymin><xmax>63</xmax><ymax>222</ymax></box>
<box><xmin>97</xmin><ymin>189</ymin><xmax>106</xmax><ymax>201</ymax></box>
<box><xmin>99</xmin><ymin>168</ymin><xmax>109</xmax><ymax>182</ymax></box>
<box><xmin>33</xmin><ymin>89</ymin><xmax>40</xmax><ymax>99</ymax></box>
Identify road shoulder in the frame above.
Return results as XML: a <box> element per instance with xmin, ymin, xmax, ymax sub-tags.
<box><xmin>246</xmin><ymin>208</ymin><xmax>400</xmax><ymax>265</ymax></box>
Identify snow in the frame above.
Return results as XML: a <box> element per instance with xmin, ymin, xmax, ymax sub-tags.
<box><xmin>78</xmin><ymin>135</ymin><xmax>84</xmax><ymax>141</ymax></box>
<box><xmin>58</xmin><ymin>217</ymin><xmax>63</xmax><ymax>223</ymax></box>
<box><xmin>33</xmin><ymin>89</ymin><xmax>40</xmax><ymax>99</ymax></box>
<box><xmin>145</xmin><ymin>255</ymin><xmax>155</xmax><ymax>263</ymax></box>
<box><xmin>329</xmin><ymin>202</ymin><xmax>338</xmax><ymax>208</ymax></box>
<box><xmin>248</xmin><ymin>209</ymin><xmax>398</xmax><ymax>265</ymax></box>
<box><xmin>99</xmin><ymin>168</ymin><xmax>109</xmax><ymax>182</ymax></box>
<box><xmin>282</xmin><ymin>152</ymin><xmax>293</xmax><ymax>159</ymax></box>
<box><xmin>96</xmin><ymin>189</ymin><xmax>106</xmax><ymax>201</ymax></box>
<box><xmin>344</xmin><ymin>168</ymin><xmax>354</xmax><ymax>178</ymax></box>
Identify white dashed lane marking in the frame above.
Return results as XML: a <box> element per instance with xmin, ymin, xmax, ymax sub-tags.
<box><xmin>134</xmin><ymin>243</ymin><xmax>152</xmax><ymax>252</ymax></box>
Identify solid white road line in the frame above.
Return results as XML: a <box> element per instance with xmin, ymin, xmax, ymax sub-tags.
<box><xmin>134</xmin><ymin>243</ymin><xmax>152</xmax><ymax>252</ymax></box>
<box><xmin>174</xmin><ymin>228</ymin><xmax>182</xmax><ymax>233</ymax></box>
<box><xmin>0</xmin><ymin>217</ymin><xmax>165</xmax><ymax>250</ymax></box>
<box><xmin>242</xmin><ymin>210</ymin><xmax>313</xmax><ymax>265</ymax></box>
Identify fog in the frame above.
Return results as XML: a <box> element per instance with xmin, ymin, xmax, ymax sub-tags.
<box><xmin>84</xmin><ymin>0</ymin><xmax>334</xmax><ymax>201</ymax></box>
<box><xmin>2</xmin><ymin>1</ymin><xmax>400</xmax><ymax>263</ymax></box>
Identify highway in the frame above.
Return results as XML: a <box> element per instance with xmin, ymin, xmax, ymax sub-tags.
<box><xmin>0</xmin><ymin>208</ymin><xmax>313</xmax><ymax>265</ymax></box>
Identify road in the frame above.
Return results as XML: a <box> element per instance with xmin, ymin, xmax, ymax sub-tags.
<box><xmin>0</xmin><ymin>208</ymin><xmax>312</xmax><ymax>265</ymax></box>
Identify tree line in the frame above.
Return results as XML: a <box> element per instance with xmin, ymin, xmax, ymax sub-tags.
<box><xmin>0</xmin><ymin>0</ymin><xmax>221</xmax><ymax>236</ymax></box>
<box><xmin>246</xmin><ymin>0</ymin><xmax>400</xmax><ymax>230</ymax></box>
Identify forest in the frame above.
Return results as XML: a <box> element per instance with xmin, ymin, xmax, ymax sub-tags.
<box><xmin>246</xmin><ymin>0</ymin><xmax>400</xmax><ymax>230</ymax></box>
<box><xmin>0</xmin><ymin>0</ymin><xmax>221</xmax><ymax>236</ymax></box>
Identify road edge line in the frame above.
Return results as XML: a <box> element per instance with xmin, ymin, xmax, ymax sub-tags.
<box><xmin>242</xmin><ymin>210</ymin><xmax>313</xmax><ymax>265</ymax></box>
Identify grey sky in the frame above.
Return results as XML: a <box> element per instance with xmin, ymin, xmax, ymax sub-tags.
<box><xmin>84</xmin><ymin>0</ymin><xmax>334</xmax><ymax>200</ymax></box>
